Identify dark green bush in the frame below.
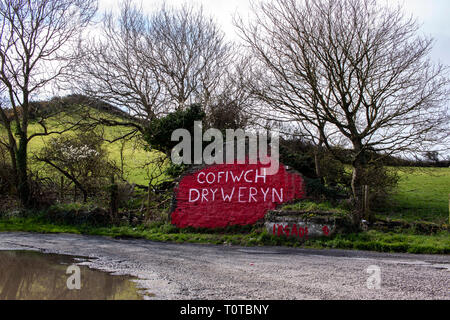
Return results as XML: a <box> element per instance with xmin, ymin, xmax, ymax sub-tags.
<box><xmin>144</xmin><ymin>103</ymin><xmax>206</xmax><ymax>155</ymax></box>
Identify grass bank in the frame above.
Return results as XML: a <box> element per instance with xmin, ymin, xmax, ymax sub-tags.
<box><xmin>1</xmin><ymin>214</ymin><xmax>448</xmax><ymax>255</ymax></box>
<box><xmin>377</xmin><ymin>167</ymin><xmax>450</xmax><ymax>225</ymax></box>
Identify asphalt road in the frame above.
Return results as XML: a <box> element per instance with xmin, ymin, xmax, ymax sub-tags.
<box><xmin>0</xmin><ymin>232</ymin><xmax>448</xmax><ymax>300</ymax></box>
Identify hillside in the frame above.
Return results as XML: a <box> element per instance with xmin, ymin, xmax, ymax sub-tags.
<box><xmin>1</xmin><ymin>98</ymin><xmax>163</xmax><ymax>186</ymax></box>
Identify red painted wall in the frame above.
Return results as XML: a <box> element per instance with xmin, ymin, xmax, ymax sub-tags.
<box><xmin>171</xmin><ymin>162</ymin><xmax>306</xmax><ymax>228</ymax></box>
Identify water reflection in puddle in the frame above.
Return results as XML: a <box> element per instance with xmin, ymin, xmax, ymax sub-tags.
<box><xmin>0</xmin><ymin>250</ymin><xmax>143</xmax><ymax>300</ymax></box>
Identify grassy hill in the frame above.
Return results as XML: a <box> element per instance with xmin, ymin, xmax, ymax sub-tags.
<box><xmin>1</xmin><ymin>103</ymin><xmax>165</xmax><ymax>186</ymax></box>
<box><xmin>377</xmin><ymin>167</ymin><xmax>450</xmax><ymax>224</ymax></box>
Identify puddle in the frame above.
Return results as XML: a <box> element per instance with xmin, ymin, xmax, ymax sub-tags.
<box><xmin>0</xmin><ymin>250</ymin><xmax>144</xmax><ymax>300</ymax></box>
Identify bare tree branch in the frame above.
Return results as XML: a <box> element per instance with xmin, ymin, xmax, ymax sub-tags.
<box><xmin>0</xmin><ymin>0</ymin><xmax>97</xmax><ymax>206</ymax></box>
<box><xmin>236</xmin><ymin>0</ymin><xmax>450</xmax><ymax>212</ymax></box>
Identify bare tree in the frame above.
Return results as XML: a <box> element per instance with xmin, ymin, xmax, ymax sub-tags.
<box><xmin>206</xmin><ymin>55</ymin><xmax>256</xmax><ymax>130</ymax></box>
<box><xmin>236</xmin><ymin>0</ymin><xmax>450</xmax><ymax>217</ymax></box>
<box><xmin>149</xmin><ymin>4</ymin><xmax>233</xmax><ymax>110</ymax></box>
<box><xmin>0</xmin><ymin>0</ymin><xmax>97</xmax><ymax>207</ymax></box>
<box><xmin>78</xmin><ymin>0</ymin><xmax>163</xmax><ymax>132</ymax></box>
<box><xmin>77</xmin><ymin>1</ymin><xmax>234</xmax><ymax>128</ymax></box>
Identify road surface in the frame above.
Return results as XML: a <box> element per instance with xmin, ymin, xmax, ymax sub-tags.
<box><xmin>0</xmin><ymin>232</ymin><xmax>448</xmax><ymax>300</ymax></box>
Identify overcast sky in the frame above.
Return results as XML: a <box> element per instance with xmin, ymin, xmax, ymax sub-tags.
<box><xmin>393</xmin><ymin>0</ymin><xmax>450</xmax><ymax>65</ymax></box>
<box><xmin>98</xmin><ymin>0</ymin><xmax>450</xmax><ymax>67</ymax></box>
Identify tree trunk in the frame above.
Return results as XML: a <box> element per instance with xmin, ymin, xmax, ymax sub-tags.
<box><xmin>74</xmin><ymin>186</ymin><xmax>88</xmax><ymax>203</ymax></box>
<box><xmin>7</xmin><ymin>146</ymin><xmax>18</xmax><ymax>192</ymax></box>
<box><xmin>82</xmin><ymin>189</ymin><xmax>88</xmax><ymax>203</ymax></box>
<box><xmin>351</xmin><ymin>141</ymin><xmax>367</xmax><ymax>223</ymax></box>
<box><xmin>313</xmin><ymin>147</ymin><xmax>324</xmax><ymax>185</ymax></box>
<box><xmin>60</xmin><ymin>176</ymin><xmax>64</xmax><ymax>201</ymax></box>
<box><xmin>1</xmin><ymin>120</ymin><xmax>19</xmax><ymax>193</ymax></box>
<box><xmin>351</xmin><ymin>163</ymin><xmax>364</xmax><ymax>222</ymax></box>
<box><xmin>16</xmin><ymin>135</ymin><xmax>30</xmax><ymax>208</ymax></box>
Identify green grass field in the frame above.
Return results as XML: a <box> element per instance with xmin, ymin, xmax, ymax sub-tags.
<box><xmin>28</xmin><ymin>127</ymin><xmax>161</xmax><ymax>186</ymax></box>
<box><xmin>377</xmin><ymin>168</ymin><xmax>450</xmax><ymax>224</ymax></box>
<box><xmin>1</xmin><ymin>107</ymin><xmax>164</xmax><ymax>186</ymax></box>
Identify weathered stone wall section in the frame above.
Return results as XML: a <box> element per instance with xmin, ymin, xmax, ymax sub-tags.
<box><xmin>265</xmin><ymin>210</ymin><xmax>354</xmax><ymax>239</ymax></box>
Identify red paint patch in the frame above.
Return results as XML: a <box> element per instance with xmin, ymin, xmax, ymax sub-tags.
<box><xmin>171</xmin><ymin>162</ymin><xmax>306</xmax><ymax>228</ymax></box>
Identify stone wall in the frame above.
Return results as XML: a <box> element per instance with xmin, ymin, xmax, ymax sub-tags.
<box><xmin>265</xmin><ymin>210</ymin><xmax>355</xmax><ymax>239</ymax></box>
